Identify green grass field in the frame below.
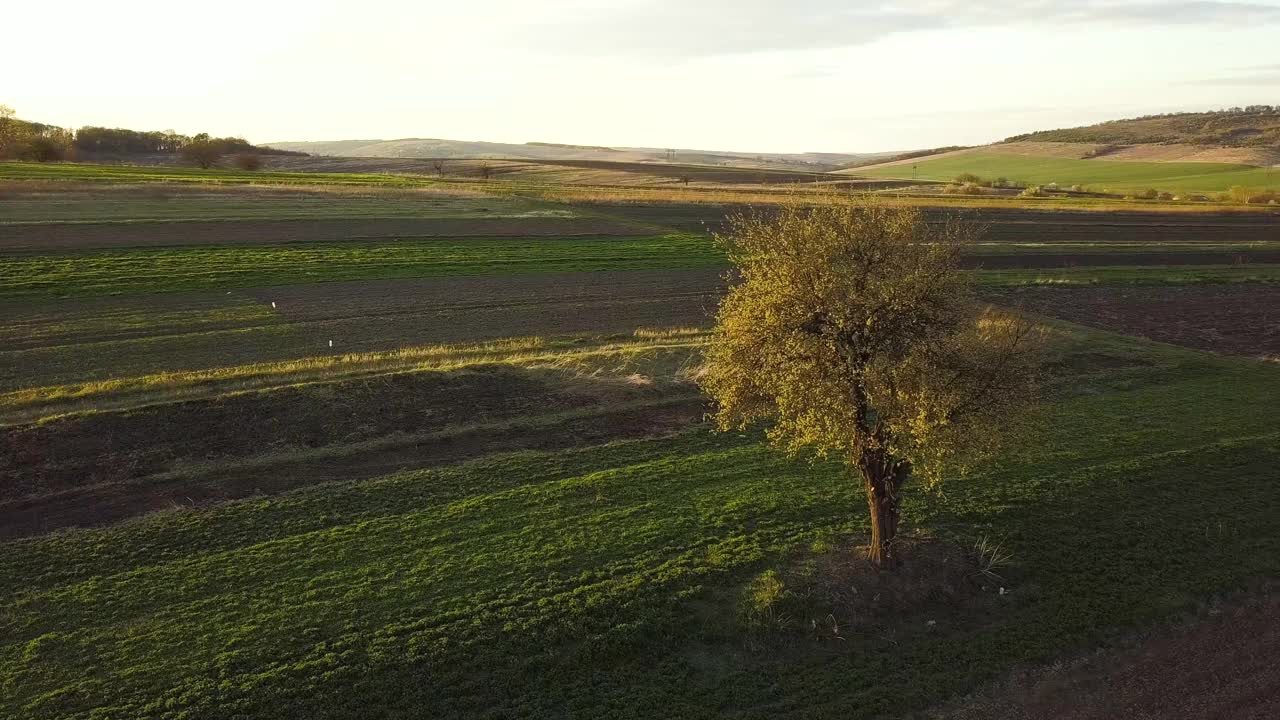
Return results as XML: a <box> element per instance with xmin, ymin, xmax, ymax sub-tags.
<box><xmin>3</xmin><ymin>325</ymin><xmax>1278</xmax><ymax>719</ymax></box>
<box><xmin>858</xmin><ymin>152</ymin><xmax>1280</xmax><ymax>194</ymax></box>
<box><xmin>4</xmin><ymin>178</ymin><xmax>1280</xmax><ymax>718</ymax></box>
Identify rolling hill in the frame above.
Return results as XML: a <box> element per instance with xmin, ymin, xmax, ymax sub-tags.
<box><xmin>846</xmin><ymin>108</ymin><xmax>1280</xmax><ymax>194</ymax></box>
<box><xmin>264</xmin><ymin>137</ymin><xmax>895</xmax><ymax>172</ymax></box>
<box><xmin>1005</xmin><ymin>107</ymin><xmax>1280</xmax><ymax>147</ymax></box>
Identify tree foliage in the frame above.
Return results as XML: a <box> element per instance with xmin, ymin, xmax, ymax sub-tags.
<box><xmin>701</xmin><ymin>197</ymin><xmax>1041</xmax><ymax>567</ymax></box>
<box><xmin>181</xmin><ymin>134</ymin><xmax>222</xmax><ymax>169</ymax></box>
<box><xmin>0</xmin><ymin>104</ymin><xmax>304</xmax><ymax>161</ymax></box>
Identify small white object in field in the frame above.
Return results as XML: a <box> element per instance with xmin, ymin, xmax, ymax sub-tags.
<box><xmin>999</xmin><ymin>587</ymin><xmax>1007</xmax><ymax>596</ymax></box>
<box><xmin>926</xmin><ymin>620</ymin><xmax>936</xmax><ymax>627</ymax></box>
<box><xmin>329</xmin><ymin>340</ymin><xmax>333</xmax><ymax>348</ymax></box>
<box><xmin>271</xmin><ymin>301</ymin><xmax>276</xmax><ymax>308</ymax></box>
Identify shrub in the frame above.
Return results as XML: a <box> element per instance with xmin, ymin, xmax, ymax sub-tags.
<box><xmin>19</xmin><ymin>137</ymin><xmax>69</xmax><ymax>162</ymax></box>
<box><xmin>943</xmin><ymin>182</ymin><xmax>988</xmax><ymax>195</ymax></box>
<box><xmin>1228</xmin><ymin>185</ymin><xmax>1254</xmax><ymax>204</ymax></box>
<box><xmin>1247</xmin><ymin>191</ymin><xmax>1278</xmax><ymax>205</ymax></box>
<box><xmin>1019</xmin><ymin>185</ymin><xmax>1047</xmax><ymax>197</ymax></box>
<box><xmin>1157</xmin><ymin>191</ymin><xmax>1175</xmax><ymax>201</ymax></box>
<box><xmin>1127</xmin><ymin>188</ymin><xmax>1159</xmax><ymax>200</ymax></box>
<box><xmin>233</xmin><ymin>154</ymin><xmax>263</xmax><ymax>171</ymax></box>
<box><xmin>954</xmin><ymin>173</ymin><xmax>982</xmax><ymax>185</ymax></box>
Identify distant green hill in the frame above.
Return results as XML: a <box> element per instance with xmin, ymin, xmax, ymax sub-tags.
<box><xmin>855</xmin><ymin>151</ymin><xmax>1278</xmax><ymax>194</ymax></box>
<box><xmin>1005</xmin><ymin>107</ymin><xmax>1280</xmax><ymax>147</ymax></box>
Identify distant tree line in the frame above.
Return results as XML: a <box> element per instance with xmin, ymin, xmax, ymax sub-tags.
<box><xmin>0</xmin><ymin>105</ymin><xmax>305</xmax><ymax>165</ymax></box>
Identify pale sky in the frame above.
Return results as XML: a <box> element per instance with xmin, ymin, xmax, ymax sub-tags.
<box><xmin>6</xmin><ymin>1</ymin><xmax>1280</xmax><ymax>153</ymax></box>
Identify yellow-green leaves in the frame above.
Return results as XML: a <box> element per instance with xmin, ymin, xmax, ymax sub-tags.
<box><xmin>701</xmin><ymin>196</ymin><xmax>1040</xmax><ymax>485</ymax></box>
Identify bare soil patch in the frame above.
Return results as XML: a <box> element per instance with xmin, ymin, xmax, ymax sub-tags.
<box><xmin>589</xmin><ymin>203</ymin><xmax>1280</xmax><ymax>246</ymax></box>
<box><xmin>987</xmin><ymin>285</ymin><xmax>1280</xmax><ymax>357</ymax></box>
<box><xmin>246</xmin><ymin>267</ymin><xmax>722</xmax><ymax>327</ymax></box>
<box><xmin>851</xmin><ymin>142</ymin><xmax>1280</xmax><ymax>169</ymax></box>
<box><xmin>972</xmin><ymin>208</ymin><xmax>1280</xmax><ymax>246</ymax></box>
<box><xmin>924</xmin><ymin>591</ymin><xmax>1280</xmax><ymax>720</ymax></box>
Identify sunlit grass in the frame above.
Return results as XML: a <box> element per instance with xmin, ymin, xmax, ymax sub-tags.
<box><xmin>2</xmin><ymin>325</ymin><xmax>1278</xmax><ymax>719</ymax></box>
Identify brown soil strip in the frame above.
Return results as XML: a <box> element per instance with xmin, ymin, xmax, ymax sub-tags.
<box><xmin>925</xmin><ymin>591</ymin><xmax>1280</xmax><ymax>720</ymax></box>
<box><xmin>987</xmin><ymin>285</ymin><xmax>1280</xmax><ymax>357</ymax></box>
<box><xmin>970</xmin><ymin>252</ymin><xmax>1280</xmax><ymax>268</ymax></box>
<box><xmin>589</xmin><ymin>203</ymin><xmax>1280</xmax><ymax>242</ymax></box>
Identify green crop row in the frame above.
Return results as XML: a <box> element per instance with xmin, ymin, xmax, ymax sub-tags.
<box><xmin>0</xmin><ymin>235</ymin><xmax>722</xmax><ymax>299</ymax></box>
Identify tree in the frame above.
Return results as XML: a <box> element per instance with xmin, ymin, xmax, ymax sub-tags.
<box><xmin>233</xmin><ymin>153</ymin><xmax>263</xmax><ymax>170</ymax></box>
<box><xmin>700</xmin><ymin>197</ymin><xmax>1040</xmax><ymax>569</ymax></box>
<box><xmin>431</xmin><ymin>159</ymin><xmax>447</xmax><ymax>176</ymax></box>
<box><xmin>181</xmin><ymin>134</ymin><xmax>221</xmax><ymax>169</ymax></box>
<box><xmin>0</xmin><ymin>105</ymin><xmax>33</xmax><ymax>160</ymax></box>
<box><xmin>21</xmin><ymin>136</ymin><xmax>68</xmax><ymax>162</ymax></box>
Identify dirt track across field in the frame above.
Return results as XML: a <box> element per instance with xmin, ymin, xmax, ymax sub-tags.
<box><xmin>988</xmin><ymin>285</ymin><xmax>1280</xmax><ymax>358</ymax></box>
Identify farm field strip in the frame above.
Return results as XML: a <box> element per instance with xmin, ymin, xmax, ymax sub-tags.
<box><xmin>0</xmin><ymin>235</ymin><xmax>722</xmax><ymax>298</ymax></box>
<box><xmin>3</xmin><ymin>327</ymin><xmax>1279</xmax><ymax>719</ymax></box>
<box><xmin>0</xmin><ymin>161</ymin><xmax>452</xmax><ymax>188</ymax></box>
<box><xmin>967</xmin><ymin>240</ymin><xmax>1280</xmax><ymax>253</ymax></box>
<box><xmin>987</xmin><ymin>284</ymin><xmax>1280</xmax><ymax>359</ymax></box>
<box><xmin>4</xmin><ymin>177</ymin><xmax>1280</xmax><ymax>718</ymax></box>
<box><xmin>13</xmin><ymin>161</ymin><xmax>1280</xmax><ymax>215</ymax></box>
<box><xmin>7</xmin><ymin>233</ymin><xmax>1280</xmax><ymax>300</ymax></box>
<box><xmin>0</xmin><ymin>196</ymin><xmax>555</xmax><ymax>224</ymax></box>
<box><xmin>977</xmin><ymin>264</ymin><xmax>1280</xmax><ymax>286</ymax></box>
<box><xmin>856</xmin><ymin>151</ymin><xmax>1280</xmax><ymax>193</ymax></box>
<box><xmin>0</xmin><ymin>331</ymin><xmax>708</xmax><ymax>425</ymax></box>
<box><xmin>0</xmin><ymin>297</ymin><xmax>279</xmax><ymax>349</ymax></box>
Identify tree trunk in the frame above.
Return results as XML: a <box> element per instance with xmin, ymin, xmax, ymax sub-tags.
<box><xmin>860</xmin><ymin>453</ymin><xmax>909</xmax><ymax>570</ymax></box>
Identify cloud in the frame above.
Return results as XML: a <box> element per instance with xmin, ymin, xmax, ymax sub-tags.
<box><xmin>1182</xmin><ymin>70</ymin><xmax>1280</xmax><ymax>86</ymax></box>
<box><xmin>1227</xmin><ymin>62</ymin><xmax>1280</xmax><ymax>71</ymax></box>
<box><xmin>525</xmin><ymin>1</ymin><xmax>1280</xmax><ymax>57</ymax></box>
